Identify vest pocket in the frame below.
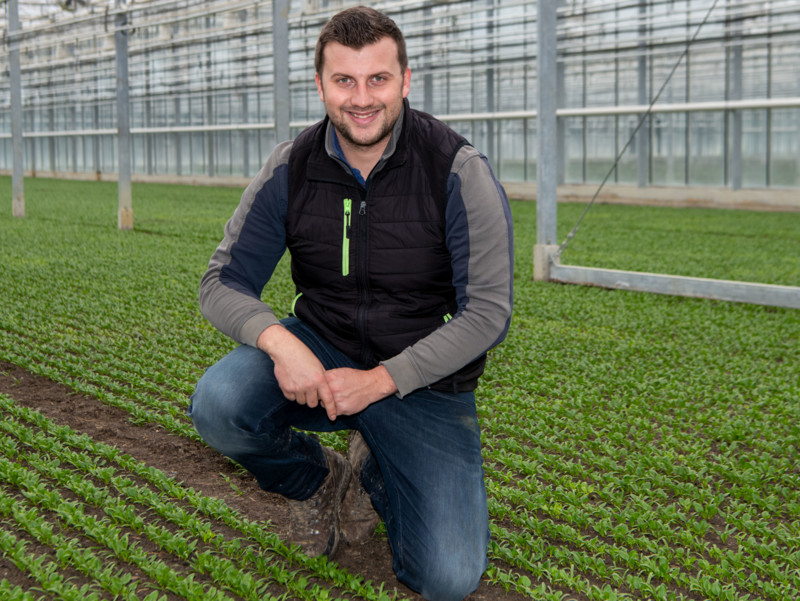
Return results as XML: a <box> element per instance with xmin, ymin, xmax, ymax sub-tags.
<box><xmin>342</xmin><ymin>198</ymin><xmax>352</xmax><ymax>276</ymax></box>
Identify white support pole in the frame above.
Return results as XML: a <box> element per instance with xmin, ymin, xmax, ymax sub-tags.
<box><xmin>9</xmin><ymin>0</ymin><xmax>24</xmax><ymax>218</ymax></box>
<box><xmin>115</xmin><ymin>0</ymin><xmax>133</xmax><ymax>230</ymax></box>
<box><xmin>535</xmin><ymin>0</ymin><xmax>559</xmax><ymax>280</ymax></box>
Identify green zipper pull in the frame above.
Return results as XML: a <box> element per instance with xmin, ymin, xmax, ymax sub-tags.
<box><xmin>342</xmin><ymin>198</ymin><xmax>352</xmax><ymax>276</ymax></box>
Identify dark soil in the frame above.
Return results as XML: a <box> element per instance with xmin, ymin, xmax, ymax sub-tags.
<box><xmin>0</xmin><ymin>360</ymin><xmax>527</xmax><ymax>601</ymax></box>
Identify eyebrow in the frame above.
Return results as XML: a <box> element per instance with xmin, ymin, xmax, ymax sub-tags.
<box><xmin>328</xmin><ymin>70</ymin><xmax>396</xmax><ymax>80</ymax></box>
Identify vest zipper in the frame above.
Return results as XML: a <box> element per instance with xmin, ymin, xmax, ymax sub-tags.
<box><xmin>356</xmin><ymin>198</ymin><xmax>373</xmax><ymax>365</ymax></box>
<box><xmin>342</xmin><ymin>198</ymin><xmax>352</xmax><ymax>276</ymax></box>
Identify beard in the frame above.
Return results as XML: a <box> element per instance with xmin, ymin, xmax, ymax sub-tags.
<box><xmin>333</xmin><ymin>115</ymin><xmax>393</xmax><ymax>148</ymax></box>
<box><xmin>327</xmin><ymin>101</ymin><xmax>402</xmax><ymax>150</ymax></box>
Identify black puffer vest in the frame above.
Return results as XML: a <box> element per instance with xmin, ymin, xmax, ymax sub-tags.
<box><xmin>286</xmin><ymin>102</ymin><xmax>486</xmax><ymax>392</ymax></box>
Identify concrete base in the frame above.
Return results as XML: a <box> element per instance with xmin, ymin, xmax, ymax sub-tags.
<box><xmin>118</xmin><ymin>207</ymin><xmax>134</xmax><ymax>230</ymax></box>
<box><xmin>12</xmin><ymin>197</ymin><xmax>24</xmax><ymax>218</ymax></box>
<box><xmin>533</xmin><ymin>244</ymin><xmax>559</xmax><ymax>281</ymax></box>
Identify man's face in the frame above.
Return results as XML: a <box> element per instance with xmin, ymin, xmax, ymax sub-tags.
<box><xmin>315</xmin><ymin>37</ymin><xmax>411</xmax><ymax>152</ymax></box>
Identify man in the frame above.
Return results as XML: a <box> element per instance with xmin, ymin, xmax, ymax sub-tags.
<box><xmin>190</xmin><ymin>6</ymin><xmax>513</xmax><ymax>601</ymax></box>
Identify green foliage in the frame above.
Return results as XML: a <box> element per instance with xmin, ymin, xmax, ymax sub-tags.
<box><xmin>1</xmin><ymin>176</ymin><xmax>799</xmax><ymax>600</ymax></box>
<box><xmin>0</xmin><ymin>396</ymin><xmax>405</xmax><ymax>601</ymax></box>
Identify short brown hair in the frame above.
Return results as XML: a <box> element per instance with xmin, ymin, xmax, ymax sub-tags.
<box><xmin>314</xmin><ymin>6</ymin><xmax>408</xmax><ymax>74</ymax></box>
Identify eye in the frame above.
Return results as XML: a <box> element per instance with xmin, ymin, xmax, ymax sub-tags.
<box><xmin>336</xmin><ymin>77</ymin><xmax>353</xmax><ymax>87</ymax></box>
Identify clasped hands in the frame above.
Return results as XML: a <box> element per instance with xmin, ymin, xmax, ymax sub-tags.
<box><xmin>257</xmin><ymin>324</ymin><xmax>397</xmax><ymax>421</ymax></box>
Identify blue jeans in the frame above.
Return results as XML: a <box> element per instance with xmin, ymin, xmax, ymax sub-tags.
<box><xmin>189</xmin><ymin>317</ymin><xmax>489</xmax><ymax>601</ymax></box>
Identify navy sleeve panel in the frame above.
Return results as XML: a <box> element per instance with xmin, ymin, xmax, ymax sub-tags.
<box><xmin>382</xmin><ymin>145</ymin><xmax>514</xmax><ymax>397</ymax></box>
<box><xmin>199</xmin><ymin>141</ymin><xmax>292</xmax><ymax>348</ymax></box>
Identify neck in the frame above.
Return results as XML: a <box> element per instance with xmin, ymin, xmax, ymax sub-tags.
<box><xmin>337</xmin><ymin>135</ymin><xmax>390</xmax><ymax>178</ymax></box>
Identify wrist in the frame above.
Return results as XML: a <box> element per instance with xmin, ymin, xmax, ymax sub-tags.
<box><xmin>256</xmin><ymin>323</ymin><xmax>288</xmax><ymax>356</ymax></box>
<box><xmin>372</xmin><ymin>365</ymin><xmax>398</xmax><ymax>397</ymax></box>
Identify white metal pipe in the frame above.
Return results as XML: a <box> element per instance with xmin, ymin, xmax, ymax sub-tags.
<box><xmin>4</xmin><ymin>95</ymin><xmax>799</xmax><ymax>140</ymax></box>
<box><xmin>557</xmin><ymin>97</ymin><xmax>800</xmax><ymax>115</ymax></box>
<box><xmin>549</xmin><ymin>259</ymin><xmax>800</xmax><ymax>310</ymax></box>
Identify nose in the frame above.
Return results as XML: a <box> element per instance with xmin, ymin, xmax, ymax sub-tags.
<box><xmin>351</xmin><ymin>81</ymin><xmax>373</xmax><ymax>108</ymax></box>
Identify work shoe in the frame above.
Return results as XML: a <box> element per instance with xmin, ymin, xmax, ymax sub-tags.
<box><xmin>288</xmin><ymin>446</ymin><xmax>352</xmax><ymax>558</ymax></box>
<box><xmin>340</xmin><ymin>430</ymin><xmax>382</xmax><ymax>545</ymax></box>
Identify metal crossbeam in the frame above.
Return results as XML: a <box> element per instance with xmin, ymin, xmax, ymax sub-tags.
<box><xmin>549</xmin><ymin>259</ymin><xmax>800</xmax><ymax>310</ymax></box>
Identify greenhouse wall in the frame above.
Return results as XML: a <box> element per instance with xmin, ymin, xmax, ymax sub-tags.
<box><xmin>1</xmin><ymin>0</ymin><xmax>799</xmax><ymax>190</ymax></box>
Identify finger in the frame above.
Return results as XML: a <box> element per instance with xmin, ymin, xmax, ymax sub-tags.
<box><xmin>292</xmin><ymin>389</ymin><xmax>312</xmax><ymax>406</ymax></box>
<box><xmin>319</xmin><ymin>382</ymin><xmax>337</xmax><ymax>421</ymax></box>
<box><xmin>304</xmin><ymin>393</ymin><xmax>320</xmax><ymax>409</ymax></box>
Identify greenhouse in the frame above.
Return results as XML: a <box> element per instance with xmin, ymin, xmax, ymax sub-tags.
<box><xmin>2</xmin><ymin>4</ymin><xmax>800</xmax><ymax>600</ymax></box>
<box><xmin>2</xmin><ymin>0</ymin><xmax>799</xmax><ymax>190</ymax></box>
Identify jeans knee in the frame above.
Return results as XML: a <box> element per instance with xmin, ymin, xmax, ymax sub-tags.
<box><xmin>189</xmin><ymin>371</ymin><xmax>254</xmax><ymax>454</ymax></box>
<box><xmin>397</xmin><ymin>537</ymin><xmax>487</xmax><ymax>601</ymax></box>
<box><xmin>417</xmin><ymin>554</ymin><xmax>486</xmax><ymax>601</ymax></box>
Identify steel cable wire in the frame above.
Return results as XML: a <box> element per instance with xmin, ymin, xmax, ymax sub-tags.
<box><xmin>555</xmin><ymin>0</ymin><xmax>723</xmax><ymax>259</ymax></box>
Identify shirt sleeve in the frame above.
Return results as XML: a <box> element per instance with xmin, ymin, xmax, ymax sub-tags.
<box><xmin>381</xmin><ymin>145</ymin><xmax>514</xmax><ymax>397</ymax></box>
<box><xmin>198</xmin><ymin>141</ymin><xmax>293</xmax><ymax>348</ymax></box>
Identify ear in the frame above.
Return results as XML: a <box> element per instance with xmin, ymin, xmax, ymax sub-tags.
<box><xmin>402</xmin><ymin>68</ymin><xmax>411</xmax><ymax>99</ymax></box>
<box><xmin>315</xmin><ymin>73</ymin><xmax>325</xmax><ymax>102</ymax></box>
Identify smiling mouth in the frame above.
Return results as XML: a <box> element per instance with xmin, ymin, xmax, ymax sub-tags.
<box><xmin>347</xmin><ymin>109</ymin><xmax>380</xmax><ymax>122</ymax></box>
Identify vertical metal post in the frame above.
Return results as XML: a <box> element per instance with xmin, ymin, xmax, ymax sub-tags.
<box><xmin>729</xmin><ymin>17</ymin><xmax>743</xmax><ymax>190</ymax></box>
<box><xmin>765</xmin><ymin>41</ymin><xmax>772</xmax><ymax>187</ymax></box>
<box><xmin>174</xmin><ymin>96</ymin><xmax>182</xmax><ymax>176</ymax></box>
<box><xmin>115</xmin><ymin>0</ymin><xmax>133</xmax><ymax>229</ymax></box>
<box><xmin>70</xmin><ymin>104</ymin><xmax>77</xmax><ymax>172</ymax></box>
<box><xmin>205</xmin><ymin>21</ymin><xmax>215</xmax><ymax>178</ymax></box>
<box><xmin>272</xmin><ymin>0</ymin><xmax>290</xmax><ymax>143</ymax></box>
<box><xmin>93</xmin><ymin>80</ymin><xmax>101</xmax><ymax>176</ymax></box>
<box><xmin>665</xmin><ymin>87</ymin><xmax>674</xmax><ymax>182</ymax></box>
<box><xmin>614</xmin><ymin>54</ymin><xmax>620</xmax><ymax>183</ymax></box>
<box><xmin>174</xmin><ymin>31</ymin><xmax>183</xmax><ymax>175</ymax></box>
<box><xmin>636</xmin><ymin>0</ymin><xmax>649</xmax><ymax>188</ymax></box>
<box><xmin>28</xmin><ymin>108</ymin><xmax>37</xmax><ymax>176</ymax></box>
<box><xmin>48</xmin><ymin>104</ymin><xmax>55</xmax><ymax>172</ymax></box>
<box><xmin>423</xmin><ymin>2</ymin><xmax>434</xmax><ymax>114</ymax></box>
<box><xmin>145</xmin><ymin>61</ymin><xmax>153</xmax><ymax>175</ymax></box>
<box><xmin>242</xmin><ymin>93</ymin><xmax>250</xmax><ymax>177</ymax></box>
<box><xmin>534</xmin><ymin>0</ymin><xmax>558</xmax><ymax>280</ymax></box>
<box><xmin>9</xmin><ymin>0</ymin><xmax>24</xmax><ymax>218</ymax></box>
<box><xmin>581</xmin><ymin>19</ymin><xmax>587</xmax><ymax>182</ymax></box>
<box><xmin>684</xmin><ymin>10</ymin><xmax>691</xmax><ymax>185</ymax></box>
<box><xmin>240</xmin><ymin>9</ymin><xmax>250</xmax><ymax>177</ymax></box>
<box><xmin>486</xmin><ymin>0</ymin><xmax>496</xmax><ymax>168</ymax></box>
<box><xmin>614</xmin><ymin>5</ymin><xmax>621</xmax><ymax>184</ymax></box>
<box><xmin>556</xmin><ymin>60</ymin><xmax>565</xmax><ymax>185</ymax></box>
